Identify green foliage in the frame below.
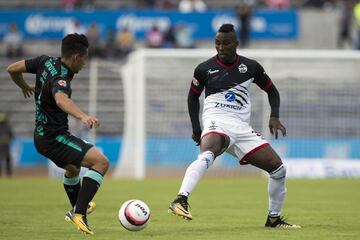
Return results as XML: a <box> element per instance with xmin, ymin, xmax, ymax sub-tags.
<box><xmin>0</xmin><ymin>178</ymin><xmax>359</xmax><ymax>240</ymax></box>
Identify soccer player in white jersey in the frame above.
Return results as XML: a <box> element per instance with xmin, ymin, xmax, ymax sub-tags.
<box><xmin>168</xmin><ymin>23</ymin><xmax>300</xmax><ymax>228</ymax></box>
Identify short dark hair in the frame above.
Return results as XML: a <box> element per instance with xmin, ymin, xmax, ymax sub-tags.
<box><xmin>218</xmin><ymin>24</ymin><xmax>235</xmax><ymax>33</ymax></box>
<box><xmin>61</xmin><ymin>33</ymin><xmax>89</xmax><ymax>58</ymax></box>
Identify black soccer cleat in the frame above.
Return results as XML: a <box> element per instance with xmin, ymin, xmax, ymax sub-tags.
<box><xmin>168</xmin><ymin>195</ymin><xmax>192</xmax><ymax>220</ymax></box>
<box><xmin>265</xmin><ymin>215</ymin><xmax>301</xmax><ymax>228</ymax></box>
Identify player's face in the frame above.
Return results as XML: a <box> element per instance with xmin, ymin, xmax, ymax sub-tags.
<box><xmin>215</xmin><ymin>32</ymin><xmax>238</xmax><ymax>63</ymax></box>
<box><xmin>72</xmin><ymin>50</ymin><xmax>88</xmax><ymax>73</ymax></box>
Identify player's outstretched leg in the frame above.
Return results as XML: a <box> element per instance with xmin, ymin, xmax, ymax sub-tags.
<box><xmin>169</xmin><ymin>195</ymin><xmax>192</xmax><ymax>220</ymax></box>
<box><xmin>168</xmin><ymin>151</ymin><xmax>215</xmax><ymax>220</ymax></box>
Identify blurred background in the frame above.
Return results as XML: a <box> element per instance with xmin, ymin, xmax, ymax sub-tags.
<box><xmin>1</xmin><ymin>0</ymin><xmax>360</xmax><ymax>179</ymax></box>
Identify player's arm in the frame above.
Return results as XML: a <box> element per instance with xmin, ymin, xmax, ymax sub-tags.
<box><xmin>54</xmin><ymin>92</ymin><xmax>99</xmax><ymax>129</ymax></box>
<box><xmin>7</xmin><ymin>60</ymin><xmax>35</xmax><ymax>98</ymax></box>
<box><xmin>188</xmin><ymin>89</ymin><xmax>202</xmax><ymax>144</ymax></box>
<box><xmin>266</xmin><ymin>84</ymin><xmax>286</xmax><ymax>139</ymax></box>
<box><xmin>188</xmin><ymin>66</ymin><xmax>205</xmax><ymax>144</ymax></box>
<box><xmin>254</xmin><ymin>62</ymin><xmax>286</xmax><ymax>139</ymax></box>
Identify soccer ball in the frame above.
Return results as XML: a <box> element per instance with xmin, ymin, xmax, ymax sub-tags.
<box><xmin>118</xmin><ymin>199</ymin><xmax>151</xmax><ymax>231</ymax></box>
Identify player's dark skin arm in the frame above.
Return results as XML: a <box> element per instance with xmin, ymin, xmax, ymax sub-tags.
<box><xmin>188</xmin><ymin>90</ymin><xmax>202</xmax><ymax>144</ymax></box>
<box><xmin>7</xmin><ymin>60</ymin><xmax>35</xmax><ymax>98</ymax></box>
<box><xmin>266</xmin><ymin>84</ymin><xmax>286</xmax><ymax>139</ymax></box>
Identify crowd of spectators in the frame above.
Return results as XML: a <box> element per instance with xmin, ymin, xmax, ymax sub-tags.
<box><xmin>1</xmin><ymin>0</ymin><xmax>360</xmax><ymax>60</ymax></box>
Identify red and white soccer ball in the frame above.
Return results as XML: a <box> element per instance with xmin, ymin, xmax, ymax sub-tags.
<box><xmin>118</xmin><ymin>199</ymin><xmax>151</xmax><ymax>231</ymax></box>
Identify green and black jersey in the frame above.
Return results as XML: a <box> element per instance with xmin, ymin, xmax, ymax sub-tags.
<box><xmin>25</xmin><ymin>55</ymin><xmax>74</xmax><ymax>136</ymax></box>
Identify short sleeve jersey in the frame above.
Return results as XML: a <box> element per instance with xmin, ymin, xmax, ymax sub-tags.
<box><xmin>190</xmin><ymin>55</ymin><xmax>273</xmax><ymax>123</ymax></box>
<box><xmin>25</xmin><ymin>55</ymin><xmax>74</xmax><ymax>135</ymax></box>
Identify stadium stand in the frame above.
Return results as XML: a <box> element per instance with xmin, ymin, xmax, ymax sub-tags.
<box><xmin>0</xmin><ymin>0</ymin><xmax>313</xmax><ymax>9</ymax></box>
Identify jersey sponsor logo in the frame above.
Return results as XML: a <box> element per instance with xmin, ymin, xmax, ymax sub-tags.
<box><xmin>225</xmin><ymin>91</ymin><xmax>236</xmax><ymax>102</ymax></box>
<box><xmin>238</xmin><ymin>64</ymin><xmax>247</xmax><ymax>73</ymax></box>
<box><xmin>208</xmin><ymin>120</ymin><xmax>217</xmax><ymax>130</ymax></box>
<box><xmin>58</xmin><ymin>80</ymin><xmax>67</xmax><ymax>87</ymax></box>
<box><xmin>207</xmin><ymin>69</ymin><xmax>219</xmax><ymax>75</ymax></box>
<box><xmin>192</xmin><ymin>78</ymin><xmax>199</xmax><ymax>86</ymax></box>
<box><xmin>215</xmin><ymin>102</ymin><xmax>244</xmax><ymax>111</ymax></box>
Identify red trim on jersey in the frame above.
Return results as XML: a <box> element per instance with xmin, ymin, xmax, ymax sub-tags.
<box><xmin>262</xmin><ymin>80</ymin><xmax>273</xmax><ymax>92</ymax></box>
<box><xmin>191</xmin><ymin>86</ymin><xmax>202</xmax><ymax>95</ymax></box>
<box><xmin>239</xmin><ymin>143</ymin><xmax>269</xmax><ymax>165</ymax></box>
<box><xmin>215</xmin><ymin>55</ymin><xmax>240</xmax><ymax>69</ymax></box>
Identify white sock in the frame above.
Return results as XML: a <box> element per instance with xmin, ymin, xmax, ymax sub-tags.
<box><xmin>178</xmin><ymin>151</ymin><xmax>215</xmax><ymax>197</ymax></box>
<box><xmin>268</xmin><ymin>164</ymin><xmax>287</xmax><ymax>217</ymax></box>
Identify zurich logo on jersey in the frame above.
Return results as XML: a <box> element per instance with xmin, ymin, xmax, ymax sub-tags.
<box><xmin>225</xmin><ymin>91</ymin><xmax>236</xmax><ymax>102</ymax></box>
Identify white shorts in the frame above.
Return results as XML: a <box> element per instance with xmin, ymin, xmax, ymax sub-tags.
<box><xmin>201</xmin><ymin>117</ymin><xmax>268</xmax><ymax>165</ymax></box>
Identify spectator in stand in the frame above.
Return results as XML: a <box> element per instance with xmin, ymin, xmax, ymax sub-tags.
<box><xmin>236</xmin><ymin>0</ymin><xmax>254</xmax><ymax>48</ymax></box>
<box><xmin>86</xmin><ymin>23</ymin><xmax>102</xmax><ymax>58</ymax></box>
<box><xmin>337</xmin><ymin>0</ymin><xmax>355</xmax><ymax>48</ymax></box>
<box><xmin>117</xmin><ymin>27</ymin><xmax>135</xmax><ymax>57</ymax></box>
<box><xmin>63</xmin><ymin>19</ymin><xmax>86</xmax><ymax>36</ymax></box>
<box><xmin>137</xmin><ymin>0</ymin><xmax>156</xmax><ymax>8</ymax></box>
<box><xmin>156</xmin><ymin>0</ymin><xmax>177</xmax><ymax>9</ymax></box>
<box><xmin>179</xmin><ymin>0</ymin><xmax>207</xmax><ymax>13</ymax></box>
<box><xmin>355</xmin><ymin>0</ymin><xmax>360</xmax><ymax>49</ymax></box>
<box><xmin>163</xmin><ymin>25</ymin><xmax>177</xmax><ymax>48</ymax></box>
<box><xmin>61</xmin><ymin>0</ymin><xmax>78</xmax><ymax>10</ymax></box>
<box><xmin>105</xmin><ymin>29</ymin><xmax>117</xmax><ymax>57</ymax></box>
<box><xmin>3</xmin><ymin>22</ymin><xmax>23</xmax><ymax>58</ymax></box>
<box><xmin>78</xmin><ymin>0</ymin><xmax>95</xmax><ymax>10</ymax></box>
<box><xmin>104</xmin><ymin>29</ymin><xmax>117</xmax><ymax>58</ymax></box>
<box><xmin>0</xmin><ymin>112</ymin><xmax>13</xmax><ymax>177</ymax></box>
<box><xmin>265</xmin><ymin>0</ymin><xmax>290</xmax><ymax>9</ymax></box>
<box><xmin>175</xmin><ymin>24</ymin><xmax>195</xmax><ymax>48</ymax></box>
<box><xmin>146</xmin><ymin>25</ymin><xmax>164</xmax><ymax>48</ymax></box>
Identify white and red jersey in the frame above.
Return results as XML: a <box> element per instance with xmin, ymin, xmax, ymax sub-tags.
<box><xmin>190</xmin><ymin>54</ymin><xmax>273</xmax><ymax>124</ymax></box>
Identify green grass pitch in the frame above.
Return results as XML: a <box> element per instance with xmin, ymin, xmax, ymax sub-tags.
<box><xmin>0</xmin><ymin>178</ymin><xmax>359</xmax><ymax>240</ymax></box>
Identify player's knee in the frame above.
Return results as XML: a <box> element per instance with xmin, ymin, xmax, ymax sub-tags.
<box><xmin>64</xmin><ymin>164</ymin><xmax>80</xmax><ymax>177</ymax></box>
<box><xmin>198</xmin><ymin>150</ymin><xmax>215</xmax><ymax>169</ymax></box>
<box><xmin>269</xmin><ymin>164</ymin><xmax>286</xmax><ymax>180</ymax></box>
<box><xmin>97</xmin><ymin>155</ymin><xmax>109</xmax><ymax>175</ymax></box>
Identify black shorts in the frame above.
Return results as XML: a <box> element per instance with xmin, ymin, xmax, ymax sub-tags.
<box><xmin>34</xmin><ymin>131</ymin><xmax>93</xmax><ymax>168</ymax></box>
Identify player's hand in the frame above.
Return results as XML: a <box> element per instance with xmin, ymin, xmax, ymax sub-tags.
<box><xmin>22</xmin><ymin>85</ymin><xmax>35</xmax><ymax>98</ymax></box>
<box><xmin>81</xmin><ymin>116</ymin><xmax>100</xmax><ymax>129</ymax></box>
<box><xmin>269</xmin><ymin>117</ymin><xmax>286</xmax><ymax>139</ymax></box>
<box><xmin>192</xmin><ymin>130</ymin><xmax>202</xmax><ymax>145</ymax></box>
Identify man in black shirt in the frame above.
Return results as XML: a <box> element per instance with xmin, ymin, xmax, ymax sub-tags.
<box><xmin>7</xmin><ymin>33</ymin><xmax>109</xmax><ymax>235</ymax></box>
<box><xmin>0</xmin><ymin>112</ymin><xmax>13</xmax><ymax>177</ymax></box>
<box><xmin>168</xmin><ymin>24</ymin><xmax>300</xmax><ymax>228</ymax></box>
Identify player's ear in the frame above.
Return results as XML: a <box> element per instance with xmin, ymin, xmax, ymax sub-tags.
<box><xmin>69</xmin><ymin>54</ymin><xmax>77</xmax><ymax>65</ymax></box>
<box><xmin>73</xmin><ymin>53</ymin><xmax>80</xmax><ymax>61</ymax></box>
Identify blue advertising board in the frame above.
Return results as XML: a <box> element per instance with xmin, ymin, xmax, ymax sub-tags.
<box><xmin>0</xmin><ymin>9</ymin><xmax>298</xmax><ymax>40</ymax></box>
<box><xmin>12</xmin><ymin>137</ymin><xmax>360</xmax><ymax>167</ymax></box>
